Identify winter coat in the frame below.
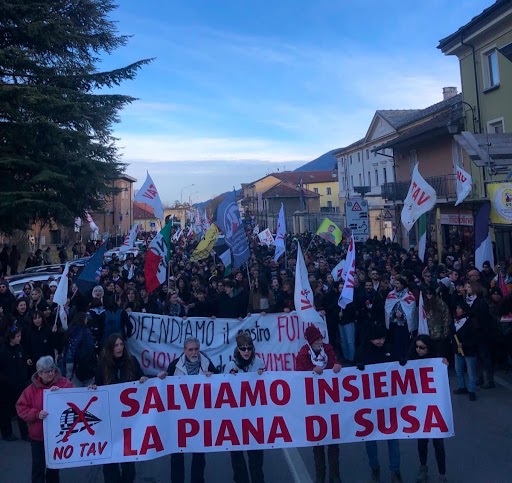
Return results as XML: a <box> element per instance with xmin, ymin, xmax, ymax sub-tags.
<box><xmin>95</xmin><ymin>355</ymin><xmax>144</xmax><ymax>386</ymax></box>
<box><xmin>166</xmin><ymin>352</ymin><xmax>218</xmax><ymax>376</ymax></box>
<box><xmin>64</xmin><ymin>325</ymin><xmax>95</xmax><ymax>364</ymax></box>
<box><xmin>216</xmin><ymin>293</ymin><xmax>245</xmax><ymax>318</ymax></box>
<box><xmin>295</xmin><ymin>343</ymin><xmax>339</xmax><ymax>371</ymax></box>
<box><xmin>0</xmin><ymin>343</ymin><xmax>29</xmax><ymax>398</ymax></box>
<box><xmin>451</xmin><ymin>317</ymin><xmax>478</xmax><ymax>357</ymax></box>
<box><xmin>354</xmin><ymin>340</ymin><xmax>394</xmax><ymax>366</ymax></box>
<box><xmin>22</xmin><ymin>323</ymin><xmax>57</xmax><ymax>365</ymax></box>
<box><xmin>225</xmin><ymin>355</ymin><xmax>266</xmax><ymax>374</ymax></box>
<box><xmin>248</xmin><ymin>289</ymin><xmax>275</xmax><ymax>314</ymax></box>
<box><xmin>424</xmin><ymin>297</ymin><xmax>452</xmax><ymax>341</ymax></box>
<box><xmin>16</xmin><ymin>369</ymin><xmax>73</xmax><ymax>441</ymax></box>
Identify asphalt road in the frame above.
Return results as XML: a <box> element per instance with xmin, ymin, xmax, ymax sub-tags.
<box><xmin>2</xmin><ymin>370</ymin><xmax>511</xmax><ymax>483</ymax></box>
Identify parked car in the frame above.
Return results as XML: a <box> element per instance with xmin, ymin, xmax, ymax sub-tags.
<box><xmin>8</xmin><ymin>273</ymin><xmax>62</xmax><ymax>296</ymax></box>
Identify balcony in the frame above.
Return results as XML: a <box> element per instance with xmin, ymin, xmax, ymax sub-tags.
<box><xmin>381</xmin><ymin>174</ymin><xmax>457</xmax><ymax>202</ymax></box>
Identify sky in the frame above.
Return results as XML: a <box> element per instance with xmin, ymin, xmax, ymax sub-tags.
<box><xmin>103</xmin><ymin>0</ymin><xmax>493</xmax><ymax>205</ymax></box>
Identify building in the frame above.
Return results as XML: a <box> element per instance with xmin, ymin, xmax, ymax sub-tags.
<box><xmin>438</xmin><ymin>0</ymin><xmax>512</xmax><ymax>258</ymax></box>
<box><xmin>134</xmin><ymin>202</ymin><xmax>160</xmax><ymax>232</ymax></box>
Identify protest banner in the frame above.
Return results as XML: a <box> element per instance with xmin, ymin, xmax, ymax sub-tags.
<box><xmin>44</xmin><ymin>359</ymin><xmax>454</xmax><ymax>469</ymax></box>
<box><xmin>127</xmin><ymin>312</ymin><xmax>328</xmax><ymax>376</ymax></box>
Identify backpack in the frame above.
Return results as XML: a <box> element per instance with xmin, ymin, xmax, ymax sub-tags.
<box><xmin>73</xmin><ymin>329</ymin><xmax>97</xmax><ymax>382</ymax></box>
<box><xmin>103</xmin><ymin>309</ymin><xmax>123</xmax><ymax>344</ymax></box>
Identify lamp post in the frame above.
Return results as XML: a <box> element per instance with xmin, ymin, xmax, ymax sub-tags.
<box><xmin>180</xmin><ymin>184</ymin><xmax>195</xmax><ymax>204</ymax></box>
<box><xmin>447</xmin><ymin>101</ymin><xmax>477</xmax><ymax>134</ymax></box>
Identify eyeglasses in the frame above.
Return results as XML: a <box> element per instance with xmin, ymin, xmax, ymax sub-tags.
<box><xmin>416</xmin><ymin>345</ymin><xmax>428</xmax><ymax>350</ymax></box>
<box><xmin>238</xmin><ymin>346</ymin><xmax>254</xmax><ymax>352</ymax></box>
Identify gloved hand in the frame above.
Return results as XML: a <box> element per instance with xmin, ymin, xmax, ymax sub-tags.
<box><xmin>356</xmin><ymin>363</ymin><xmax>365</xmax><ymax>371</ymax></box>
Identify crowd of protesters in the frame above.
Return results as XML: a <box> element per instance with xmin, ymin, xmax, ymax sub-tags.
<box><xmin>1</xmin><ymin>226</ymin><xmax>512</xmax><ymax>482</ymax></box>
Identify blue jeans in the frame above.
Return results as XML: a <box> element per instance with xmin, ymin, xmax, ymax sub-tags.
<box><xmin>455</xmin><ymin>354</ymin><xmax>477</xmax><ymax>392</ymax></box>
<box><xmin>365</xmin><ymin>439</ymin><xmax>400</xmax><ymax>472</ymax></box>
<box><xmin>338</xmin><ymin>322</ymin><xmax>355</xmax><ymax>361</ymax></box>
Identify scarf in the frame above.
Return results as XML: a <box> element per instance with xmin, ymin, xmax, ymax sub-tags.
<box><xmin>454</xmin><ymin>316</ymin><xmax>467</xmax><ymax>331</ymax></box>
<box><xmin>466</xmin><ymin>294</ymin><xmax>476</xmax><ymax>307</ymax></box>
<box><xmin>184</xmin><ymin>356</ymin><xmax>201</xmax><ymax>375</ymax></box>
<box><xmin>308</xmin><ymin>344</ymin><xmax>328</xmax><ymax>368</ymax></box>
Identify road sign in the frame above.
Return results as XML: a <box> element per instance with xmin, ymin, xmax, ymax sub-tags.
<box><xmin>342</xmin><ymin>227</ymin><xmax>352</xmax><ymax>238</ymax></box>
<box><xmin>150</xmin><ymin>222</ymin><xmax>156</xmax><ymax>228</ymax></box>
<box><xmin>383</xmin><ymin>209</ymin><xmax>393</xmax><ymax>220</ymax></box>
<box><xmin>345</xmin><ymin>199</ymin><xmax>370</xmax><ymax>242</ymax></box>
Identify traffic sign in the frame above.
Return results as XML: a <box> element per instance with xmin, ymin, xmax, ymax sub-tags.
<box><xmin>345</xmin><ymin>199</ymin><xmax>370</xmax><ymax>242</ymax></box>
<box><xmin>351</xmin><ymin>202</ymin><xmax>362</xmax><ymax>211</ymax></box>
<box><xmin>342</xmin><ymin>227</ymin><xmax>352</xmax><ymax>238</ymax></box>
<box><xmin>383</xmin><ymin>209</ymin><xmax>393</xmax><ymax>220</ymax></box>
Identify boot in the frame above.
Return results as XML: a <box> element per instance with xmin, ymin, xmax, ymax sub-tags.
<box><xmin>416</xmin><ymin>465</ymin><xmax>428</xmax><ymax>482</ymax></box>
<box><xmin>481</xmin><ymin>371</ymin><xmax>495</xmax><ymax>389</ymax></box>
<box><xmin>370</xmin><ymin>467</ymin><xmax>380</xmax><ymax>482</ymax></box>
<box><xmin>391</xmin><ymin>471</ymin><xmax>403</xmax><ymax>483</ymax></box>
<box><xmin>468</xmin><ymin>391</ymin><xmax>476</xmax><ymax>401</ymax></box>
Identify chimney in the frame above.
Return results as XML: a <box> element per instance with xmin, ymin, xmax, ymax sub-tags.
<box><xmin>443</xmin><ymin>86</ymin><xmax>458</xmax><ymax>100</ymax></box>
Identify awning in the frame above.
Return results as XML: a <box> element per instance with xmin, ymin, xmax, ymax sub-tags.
<box><xmin>454</xmin><ymin>131</ymin><xmax>512</xmax><ymax>168</ymax></box>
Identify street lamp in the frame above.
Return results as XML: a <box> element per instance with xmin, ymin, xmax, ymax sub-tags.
<box><xmin>189</xmin><ymin>191</ymin><xmax>199</xmax><ymax>206</ymax></box>
<box><xmin>180</xmin><ymin>184</ymin><xmax>195</xmax><ymax>204</ymax></box>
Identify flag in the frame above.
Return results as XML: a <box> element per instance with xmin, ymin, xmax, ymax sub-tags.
<box><xmin>219</xmin><ymin>248</ymin><xmax>232</xmax><ymax>276</ymax></box>
<box><xmin>134</xmin><ymin>172</ymin><xmax>164</xmax><ymax>220</ymax></box>
<box><xmin>316</xmin><ymin>218</ymin><xmax>342</xmax><ymax>245</ymax></box>
<box><xmin>253</xmin><ymin>225</ymin><xmax>260</xmax><ymax>235</ymax></box>
<box><xmin>215</xmin><ymin>191</ymin><xmax>249</xmax><ymax>269</ymax></box>
<box><xmin>294</xmin><ymin>241</ymin><xmax>326</xmax><ymax>329</ymax></box>
<box><xmin>85</xmin><ymin>211</ymin><xmax>99</xmax><ymax>234</ymax></box>
<box><xmin>401</xmin><ymin>164</ymin><xmax>437</xmax><ymax>232</ymax></box>
<box><xmin>53</xmin><ymin>263</ymin><xmax>70</xmax><ymax>330</ymax></box>
<box><xmin>120</xmin><ymin>223</ymin><xmax>140</xmax><ymax>252</ymax></box>
<box><xmin>331</xmin><ymin>259</ymin><xmax>346</xmax><ymax>282</ymax></box>
<box><xmin>172</xmin><ymin>227</ymin><xmax>183</xmax><ymax>242</ymax></box>
<box><xmin>455</xmin><ymin>165</ymin><xmax>472</xmax><ymax>206</ymax></box>
<box><xmin>418</xmin><ymin>292</ymin><xmax>430</xmax><ymax>335</ymax></box>
<box><xmin>144</xmin><ymin>222</ymin><xmax>173</xmax><ymax>293</ymax></box>
<box><xmin>273</xmin><ymin>203</ymin><xmax>286</xmax><ymax>262</ymax></box>
<box><xmin>190</xmin><ymin>224</ymin><xmax>220</xmax><ymax>262</ymax></box>
<box><xmin>417</xmin><ymin>214</ymin><xmax>427</xmax><ymax>262</ymax></box>
<box><xmin>77</xmin><ymin>242</ymin><xmax>107</xmax><ymax>295</ymax></box>
<box><xmin>338</xmin><ymin>235</ymin><xmax>356</xmax><ymax>309</ymax></box>
<box><xmin>258</xmin><ymin>229</ymin><xmax>274</xmax><ymax>247</ymax></box>
<box><xmin>475</xmin><ymin>203</ymin><xmax>495</xmax><ymax>271</ymax></box>
<box><xmin>498</xmin><ymin>271</ymin><xmax>509</xmax><ymax>297</ymax></box>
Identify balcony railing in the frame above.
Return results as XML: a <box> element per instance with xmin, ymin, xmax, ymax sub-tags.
<box><xmin>381</xmin><ymin>174</ymin><xmax>457</xmax><ymax>202</ymax></box>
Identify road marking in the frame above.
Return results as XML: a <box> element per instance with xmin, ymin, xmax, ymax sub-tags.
<box><xmin>495</xmin><ymin>375</ymin><xmax>512</xmax><ymax>391</ymax></box>
<box><xmin>283</xmin><ymin>447</ymin><xmax>313</xmax><ymax>483</ymax></box>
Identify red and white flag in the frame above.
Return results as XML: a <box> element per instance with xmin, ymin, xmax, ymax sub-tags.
<box><xmin>144</xmin><ymin>223</ymin><xmax>173</xmax><ymax>293</ymax></box>
<box><xmin>338</xmin><ymin>236</ymin><xmax>356</xmax><ymax>308</ymax></box>
<box><xmin>455</xmin><ymin>165</ymin><xmax>472</xmax><ymax>206</ymax></box>
<box><xmin>134</xmin><ymin>172</ymin><xmax>164</xmax><ymax>220</ymax></box>
<box><xmin>418</xmin><ymin>292</ymin><xmax>429</xmax><ymax>335</ymax></box>
<box><xmin>331</xmin><ymin>259</ymin><xmax>346</xmax><ymax>282</ymax></box>
<box><xmin>294</xmin><ymin>242</ymin><xmax>325</xmax><ymax>329</ymax></box>
<box><xmin>85</xmin><ymin>211</ymin><xmax>99</xmax><ymax>234</ymax></box>
<box><xmin>401</xmin><ymin>164</ymin><xmax>437</xmax><ymax>232</ymax></box>
<box><xmin>120</xmin><ymin>223</ymin><xmax>140</xmax><ymax>252</ymax></box>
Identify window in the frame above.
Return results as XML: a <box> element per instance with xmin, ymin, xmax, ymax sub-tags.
<box><xmin>483</xmin><ymin>48</ymin><xmax>500</xmax><ymax>89</ymax></box>
<box><xmin>350</xmin><ymin>155</ymin><xmax>352</xmax><ymax>165</ymax></box>
<box><xmin>366</xmin><ymin>149</ymin><xmax>370</xmax><ymax>160</ymax></box>
<box><xmin>408</xmin><ymin>149</ymin><xmax>417</xmax><ymax>175</ymax></box>
<box><xmin>374</xmin><ymin>148</ymin><xmax>377</xmax><ymax>157</ymax></box>
<box><xmin>313</xmin><ymin>187</ymin><xmax>319</xmax><ymax>194</ymax></box>
<box><xmin>375</xmin><ymin>169</ymin><xmax>379</xmax><ymax>186</ymax></box>
<box><xmin>359</xmin><ymin>174</ymin><xmax>362</xmax><ymax>185</ymax></box>
<box><xmin>326</xmin><ymin>187</ymin><xmax>332</xmax><ymax>195</ymax></box>
<box><xmin>488</xmin><ymin>119</ymin><xmax>504</xmax><ymax>133</ymax></box>
<box><xmin>351</xmin><ymin>175</ymin><xmax>354</xmax><ymax>188</ymax></box>
<box><xmin>327</xmin><ymin>201</ymin><xmax>332</xmax><ymax>208</ymax></box>
<box><xmin>357</xmin><ymin>152</ymin><xmax>360</xmax><ymax>162</ymax></box>
<box><xmin>383</xmin><ymin>167</ymin><xmax>388</xmax><ymax>184</ymax></box>
<box><xmin>367</xmin><ymin>172</ymin><xmax>371</xmax><ymax>186</ymax></box>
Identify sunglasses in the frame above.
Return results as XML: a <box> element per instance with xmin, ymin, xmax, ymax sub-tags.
<box><xmin>238</xmin><ymin>346</ymin><xmax>254</xmax><ymax>352</ymax></box>
<box><xmin>416</xmin><ymin>345</ymin><xmax>428</xmax><ymax>350</ymax></box>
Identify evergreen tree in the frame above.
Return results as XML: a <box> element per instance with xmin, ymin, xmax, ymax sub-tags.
<box><xmin>0</xmin><ymin>0</ymin><xmax>152</xmax><ymax>233</ymax></box>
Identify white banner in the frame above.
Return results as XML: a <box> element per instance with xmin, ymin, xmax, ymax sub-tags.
<box><xmin>455</xmin><ymin>166</ymin><xmax>472</xmax><ymax>207</ymax></box>
<box><xmin>127</xmin><ymin>312</ymin><xmax>328</xmax><ymax>376</ymax></box>
<box><xmin>401</xmin><ymin>164</ymin><xmax>437</xmax><ymax>232</ymax></box>
<box><xmin>258</xmin><ymin>228</ymin><xmax>274</xmax><ymax>247</ymax></box>
<box><xmin>44</xmin><ymin>359</ymin><xmax>454</xmax><ymax>469</ymax></box>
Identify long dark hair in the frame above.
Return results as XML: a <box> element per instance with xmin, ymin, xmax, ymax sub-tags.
<box><xmin>407</xmin><ymin>334</ymin><xmax>435</xmax><ymax>360</ymax></box>
<box><xmin>100</xmin><ymin>333</ymin><xmax>137</xmax><ymax>384</ymax></box>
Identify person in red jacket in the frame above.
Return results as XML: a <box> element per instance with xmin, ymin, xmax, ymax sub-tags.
<box><xmin>295</xmin><ymin>325</ymin><xmax>342</xmax><ymax>483</ymax></box>
<box><xmin>16</xmin><ymin>355</ymin><xmax>73</xmax><ymax>483</ymax></box>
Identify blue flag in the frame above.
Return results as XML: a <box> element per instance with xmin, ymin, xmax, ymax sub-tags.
<box><xmin>215</xmin><ymin>191</ymin><xmax>249</xmax><ymax>269</ymax></box>
<box><xmin>77</xmin><ymin>242</ymin><xmax>108</xmax><ymax>295</ymax></box>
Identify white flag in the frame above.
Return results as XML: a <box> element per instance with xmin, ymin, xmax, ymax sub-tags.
<box><xmin>85</xmin><ymin>211</ymin><xmax>99</xmax><ymax>233</ymax></box>
<box><xmin>53</xmin><ymin>263</ymin><xmax>70</xmax><ymax>330</ymax></box>
<box><xmin>331</xmin><ymin>259</ymin><xmax>346</xmax><ymax>282</ymax></box>
<box><xmin>338</xmin><ymin>236</ymin><xmax>356</xmax><ymax>309</ymax></box>
<box><xmin>294</xmin><ymin>242</ymin><xmax>327</xmax><ymax>331</ymax></box>
<box><xmin>120</xmin><ymin>223</ymin><xmax>140</xmax><ymax>252</ymax></box>
<box><xmin>134</xmin><ymin>172</ymin><xmax>164</xmax><ymax>220</ymax></box>
<box><xmin>273</xmin><ymin>204</ymin><xmax>286</xmax><ymax>262</ymax></box>
<box><xmin>455</xmin><ymin>165</ymin><xmax>472</xmax><ymax>206</ymax></box>
<box><xmin>418</xmin><ymin>292</ymin><xmax>430</xmax><ymax>335</ymax></box>
<box><xmin>258</xmin><ymin>229</ymin><xmax>274</xmax><ymax>247</ymax></box>
<box><xmin>401</xmin><ymin>164</ymin><xmax>437</xmax><ymax>232</ymax></box>
<box><xmin>172</xmin><ymin>228</ymin><xmax>183</xmax><ymax>242</ymax></box>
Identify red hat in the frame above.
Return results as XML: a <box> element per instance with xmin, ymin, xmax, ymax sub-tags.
<box><xmin>304</xmin><ymin>325</ymin><xmax>323</xmax><ymax>345</ymax></box>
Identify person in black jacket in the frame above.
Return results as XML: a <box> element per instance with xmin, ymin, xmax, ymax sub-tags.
<box><xmin>355</xmin><ymin>325</ymin><xmax>402</xmax><ymax>483</ymax></box>
<box><xmin>187</xmin><ymin>288</ymin><xmax>217</xmax><ymax>318</ymax></box>
<box><xmin>217</xmin><ymin>280</ymin><xmax>245</xmax><ymax>319</ymax></box>
<box><xmin>0</xmin><ymin>327</ymin><xmax>29</xmax><ymax>441</ymax></box>
<box><xmin>22</xmin><ymin>310</ymin><xmax>58</xmax><ymax>375</ymax></box>
<box><xmin>158</xmin><ymin>337</ymin><xmax>218</xmax><ymax>483</ymax></box>
<box><xmin>90</xmin><ymin>333</ymin><xmax>148</xmax><ymax>483</ymax></box>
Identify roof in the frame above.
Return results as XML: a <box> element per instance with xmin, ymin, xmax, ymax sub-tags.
<box><xmin>133</xmin><ymin>201</ymin><xmax>155</xmax><ymax>218</ymax></box>
<box><xmin>373</xmin><ymin>94</ymin><xmax>463</xmax><ymax>151</ymax></box>
<box><xmin>376</xmin><ymin>109</ymin><xmax>422</xmax><ymax>129</ymax></box>
<box><xmin>295</xmin><ymin>149</ymin><xmax>340</xmax><ymax>172</ymax></box>
<box><xmin>438</xmin><ymin>0</ymin><xmax>511</xmax><ymax>51</ymax></box>
<box><xmin>272</xmin><ymin>170</ymin><xmax>337</xmax><ymax>184</ymax></box>
<box><xmin>263</xmin><ymin>182</ymin><xmax>320</xmax><ymax>199</ymax></box>
<box><xmin>332</xmin><ymin>138</ymin><xmax>365</xmax><ymax>156</ymax></box>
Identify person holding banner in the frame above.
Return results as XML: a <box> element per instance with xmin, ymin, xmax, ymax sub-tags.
<box><xmin>406</xmin><ymin>335</ymin><xmax>448</xmax><ymax>483</ymax></box>
<box><xmin>16</xmin><ymin>355</ymin><xmax>73</xmax><ymax>483</ymax></box>
<box><xmin>90</xmin><ymin>333</ymin><xmax>148</xmax><ymax>482</ymax></box>
<box><xmin>224</xmin><ymin>332</ymin><xmax>266</xmax><ymax>483</ymax></box>
<box><xmin>295</xmin><ymin>325</ymin><xmax>342</xmax><ymax>483</ymax></box>
<box><xmin>355</xmin><ymin>325</ymin><xmax>402</xmax><ymax>483</ymax></box>
<box><xmin>158</xmin><ymin>337</ymin><xmax>218</xmax><ymax>483</ymax></box>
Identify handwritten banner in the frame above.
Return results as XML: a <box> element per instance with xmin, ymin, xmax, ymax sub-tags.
<box><xmin>44</xmin><ymin>360</ymin><xmax>454</xmax><ymax>469</ymax></box>
<box><xmin>127</xmin><ymin>312</ymin><xmax>328</xmax><ymax>376</ymax></box>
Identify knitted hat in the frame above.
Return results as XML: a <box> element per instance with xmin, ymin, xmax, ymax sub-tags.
<box><xmin>304</xmin><ymin>325</ymin><xmax>323</xmax><ymax>345</ymax></box>
<box><xmin>367</xmin><ymin>324</ymin><xmax>386</xmax><ymax>341</ymax></box>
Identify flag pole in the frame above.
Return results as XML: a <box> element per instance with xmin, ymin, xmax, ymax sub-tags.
<box><xmin>304</xmin><ymin>234</ymin><xmax>316</xmax><ymax>256</ymax></box>
<box><xmin>245</xmin><ymin>260</ymin><xmax>252</xmax><ymax>289</ymax></box>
